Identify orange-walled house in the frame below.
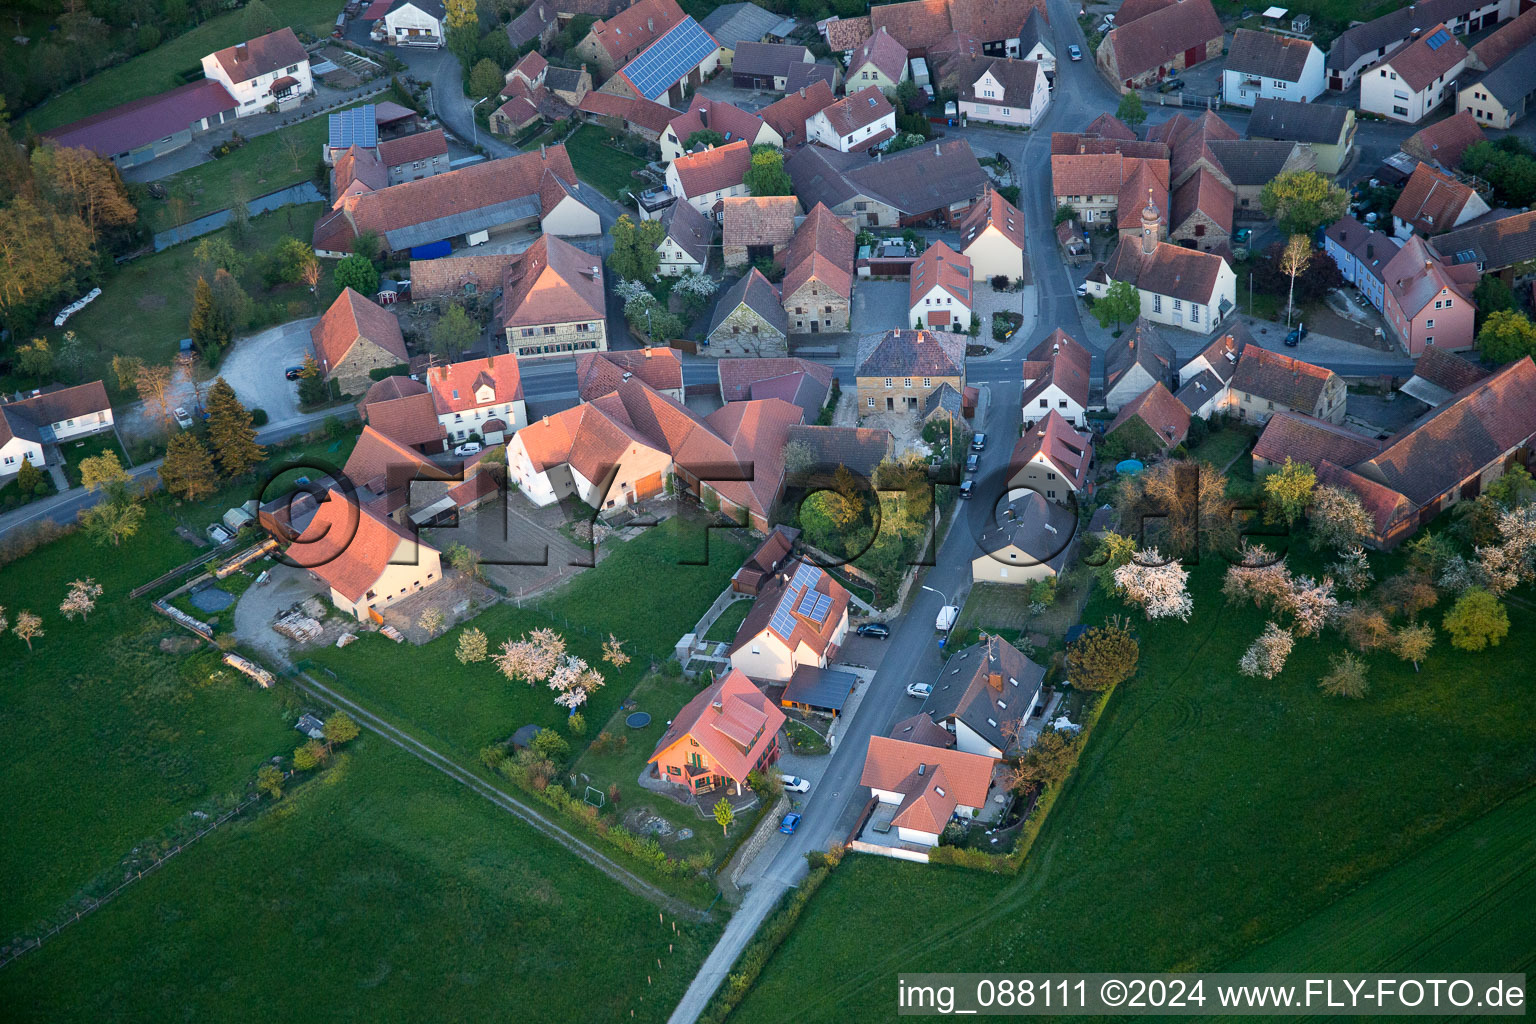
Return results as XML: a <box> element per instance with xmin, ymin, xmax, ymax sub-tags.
<box><xmin>647</xmin><ymin>668</ymin><xmax>786</xmax><ymax>796</ymax></box>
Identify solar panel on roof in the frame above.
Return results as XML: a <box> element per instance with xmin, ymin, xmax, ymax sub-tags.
<box><xmin>1454</xmin><ymin>248</ymin><xmax>1477</xmax><ymax>263</ymax></box>
<box><xmin>796</xmin><ymin>589</ymin><xmax>819</xmax><ymax>615</ymax></box>
<box><xmin>792</xmin><ymin>562</ymin><xmax>822</xmax><ymax>589</ymax></box>
<box><xmin>769</xmin><ymin>588</ymin><xmax>799</xmax><ymax>640</ymax></box>
<box><xmin>622</xmin><ymin>18</ymin><xmax>718</xmax><ymax>101</ymax></box>
<box><xmin>811</xmin><ymin>593</ymin><xmax>832</xmax><ymax>622</ymax></box>
<box><xmin>328</xmin><ymin>105</ymin><xmax>377</xmax><ymax>151</ymax></box>
<box><xmin>1424</xmin><ymin>28</ymin><xmax>1450</xmax><ymax>50</ymax></box>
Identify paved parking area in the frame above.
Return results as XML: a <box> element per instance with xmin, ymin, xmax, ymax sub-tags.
<box><xmin>850</xmin><ymin>279</ymin><xmax>912</xmax><ymax>334</ymax></box>
<box><xmin>231</xmin><ymin>563</ymin><xmax>326</xmax><ymax>666</ymax></box>
<box><xmin>429</xmin><ymin>495</ymin><xmax>595</xmax><ymax>598</ymax></box>
<box><xmin>219</xmin><ymin>317</ymin><xmax>317</xmax><ymax>427</ymax></box>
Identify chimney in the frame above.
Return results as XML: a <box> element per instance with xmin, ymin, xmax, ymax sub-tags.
<box><xmin>235</xmin><ymin>42</ymin><xmax>248</xmax><ymax>62</ymax></box>
<box><xmin>988</xmin><ymin>672</ymin><xmax>1003</xmax><ymax>691</ymax></box>
<box><xmin>643</xmin><ymin>348</ymin><xmax>653</xmax><ymax>359</ymax></box>
<box><xmin>1366</xmin><ymin>243</ymin><xmax>1374</xmax><ymax>259</ymax></box>
<box><xmin>647</xmin><ymin>16</ymin><xmax>654</xmax><ymax>31</ymax></box>
<box><xmin>934</xmin><ymin>143</ymin><xmax>941</xmax><ymax>156</ymax></box>
<box><xmin>1425</xmin><ymin>259</ymin><xmax>1433</xmax><ymax>269</ymax></box>
<box><xmin>541</xmin><ymin>143</ymin><xmax>547</xmax><ymax>158</ymax></box>
<box><xmin>711</xmin><ymin>700</ymin><xmax>723</xmax><ymax>710</ymax></box>
<box><xmin>799</xmin><ymin>87</ymin><xmax>806</xmax><ymax>98</ymax></box>
<box><xmin>542</xmin><ymin>415</ymin><xmax>551</xmax><ymax>426</ymax></box>
<box><xmin>699</xmin><ymin>105</ymin><xmax>708</xmax><ymax>127</ymax></box>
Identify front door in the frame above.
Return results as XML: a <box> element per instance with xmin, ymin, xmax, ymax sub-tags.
<box><xmin>886</xmin><ymin>397</ymin><xmax>894</xmax><ymax>411</ymax></box>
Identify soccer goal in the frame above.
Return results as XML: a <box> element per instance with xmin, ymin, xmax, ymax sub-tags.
<box><xmin>584</xmin><ymin>786</ymin><xmax>606</xmax><ymax>809</ymax></box>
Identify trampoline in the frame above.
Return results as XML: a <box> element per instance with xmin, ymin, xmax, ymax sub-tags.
<box><xmin>188</xmin><ymin>585</ymin><xmax>235</xmax><ymax>613</ymax></box>
<box><xmin>626</xmin><ymin>712</ymin><xmax>652</xmax><ymax>729</ymax></box>
<box><xmin>1115</xmin><ymin>459</ymin><xmax>1146</xmax><ymax>475</ymax></box>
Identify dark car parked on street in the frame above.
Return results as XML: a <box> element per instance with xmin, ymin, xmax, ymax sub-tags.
<box><xmin>857</xmin><ymin>622</ymin><xmax>891</xmax><ymax>639</ymax></box>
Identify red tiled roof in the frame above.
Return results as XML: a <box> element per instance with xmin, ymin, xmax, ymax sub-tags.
<box><xmin>1316</xmin><ymin>459</ymin><xmax>1415</xmax><ymax>537</ymax></box>
<box><xmin>1384</xmin><ymin>234</ymin><xmax>1478</xmax><ymax>318</ymax></box>
<box><xmin>1171</xmin><ymin>167</ymin><xmax>1234</xmax><ymax>234</ymax></box>
<box><xmin>667</xmin><ymin>97</ymin><xmax>769</xmax><ymax>149</ymax></box>
<box><xmin>426</xmin><ymin>354</ymin><xmax>524</xmax><ymax>415</ymax></box>
<box><xmin>499</xmin><ymin>233</ymin><xmax>605</xmax><ymax>329</ymax></box>
<box><xmin>333</xmin><ymin>144</ymin><xmax>387</xmax><ymax>204</ymax></box>
<box><xmin>585</xmin><ymin>0</ymin><xmax>686</xmax><ymax>64</ymax></box>
<box><xmin>717</xmin><ymin>357</ymin><xmax>835</xmax><ymax>402</ymax></box>
<box><xmin>861</xmin><ymin>735</ymin><xmax>995</xmax><ymax>825</ymax></box>
<box><xmin>1021</xmin><ymin>329</ymin><xmax>1092</xmax><ymax>410</ymax></box>
<box><xmin>909</xmin><ymin>240</ymin><xmax>972</xmax><ymax>307</ymax></box>
<box><xmin>1103</xmin><ymin>238</ymin><xmax>1228</xmax><ymax>305</ymax></box>
<box><xmin>1230</xmin><ymin>346</ymin><xmax>1337</xmax><ymax>411</ymax></box>
<box><xmin>310</xmin><ymin>288</ymin><xmax>408</xmax><ymax>374</ymax></box>
<box><xmin>1371</xmin><ymin>22</ymin><xmax>1467</xmax><ymax>93</ymax></box>
<box><xmin>870</xmin><ymin>0</ymin><xmax>956</xmax><ymax>50</ymax></box>
<box><xmin>728</xmin><ymin>558</ymin><xmax>851</xmax><ymax>661</ymax></box>
<box><xmin>757</xmin><ymin>80</ymin><xmax>836</xmax><ymax>146</ymax></box>
<box><xmin>1083</xmin><ymin>112</ymin><xmax>1138</xmax><ymax>140</ymax></box>
<box><xmin>671</xmin><ymin>140</ymin><xmax>752</xmax><ymax>197</ymax></box>
<box><xmin>850</xmin><ymin>25</ymin><xmax>909</xmax><ymax>81</ymax></box>
<box><xmin>1101</xmin><ymin>0</ymin><xmax>1223</xmax><ymax>80</ymax></box>
<box><xmin>42</xmin><ymin>79</ymin><xmax>236</xmax><ymax>158</ymax></box>
<box><xmin>360</xmin><ymin>390</ymin><xmax>447</xmax><ymax>450</ymax></box>
<box><xmin>1403</xmin><ymin>111</ymin><xmax>1485</xmax><ymax>169</ymax></box>
<box><xmin>1115</xmin><ymin>158</ymin><xmax>1170</xmax><ymax>233</ymax></box>
<box><xmin>208</xmin><ymin>27</ymin><xmax>307</xmax><ymax>85</ymax></box>
<box><xmin>1253</xmin><ymin>410</ymin><xmax>1382</xmax><ymax>467</ymax></box>
<box><xmin>818</xmin><ymin>85</ymin><xmax>895</xmax><ymax>136</ymax></box>
<box><xmin>1009</xmin><ymin>409</ymin><xmax>1092</xmax><ymax>490</ymax></box>
<box><xmin>289</xmin><ymin>489</ymin><xmax>439</xmax><ymax>603</ymax></box>
<box><xmin>1471</xmin><ymin>5</ymin><xmax>1536</xmax><ymax>68</ymax></box>
<box><xmin>782</xmin><ymin>203</ymin><xmax>856</xmax><ymax>300</ymax></box>
<box><xmin>408</xmin><ymin>252</ymin><xmax>521</xmax><ymax>299</ymax></box>
<box><xmin>722</xmin><ymin>195</ymin><xmax>798</xmax><ymax>248</ymax></box>
<box><xmin>700</xmin><ymin>396</ymin><xmax>805</xmax><ymax>521</ymax></box>
<box><xmin>1393</xmin><ymin>163</ymin><xmax>1479</xmax><ymax>235</ymax></box>
<box><xmin>959</xmin><ymin>185</ymin><xmax>1026</xmax><ymax>257</ymax></box>
<box><xmin>1106</xmin><ymin>381</ymin><xmax>1190</xmax><ymax>447</ymax></box>
<box><xmin>1051</xmin><ymin>152</ymin><xmax>1131</xmax><ymax>198</ymax></box>
<box><xmin>577</xmin><ymin>90</ymin><xmax>677</xmax><ymax>134</ymax></box>
<box><xmin>825</xmin><ymin>15</ymin><xmax>873</xmax><ymax>51</ymax></box>
<box><xmin>378</xmin><ymin>128</ymin><xmax>448</xmax><ymax>168</ymax></box>
<box><xmin>575</xmin><ymin>348</ymin><xmax>684</xmax><ymax>400</ymax></box>
<box><xmin>648</xmin><ymin>668</ymin><xmax>786</xmax><ymax>784</ymax></box>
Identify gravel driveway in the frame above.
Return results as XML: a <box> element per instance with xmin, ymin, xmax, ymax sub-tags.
<box><xmin>219</xmin><ymin>317</ymin><xmax>317</xmax><ymax>427</ymax></box>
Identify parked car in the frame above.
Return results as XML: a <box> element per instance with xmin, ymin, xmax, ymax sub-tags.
<box><xmin>971</xmin><ymin>432</ymin><xmax>987</xmax><ymax>451</ymax></box>
<box><xmin>966</xmin><ymin>452</ymin><xmax>979</xmax><ymax>473</ymax></box>
<box><xmin>780</xmin><ymin>775</ymin><xmax>810</xmax><ymax>793</ymax></box>
<box><xmin>856</xmin><ymin>622</ymin><xmax>891</xmax><ymax>639</ymax></box>
<box><xmin>779</xmin><ymin>812</ymin><xmax>802</xmax><ymax>834</ymax></box>
<box><xmin>1284</xmin><ymin>325</ymin><xmax>1308</xmax><ymax>347</ymax></box>
<box><xmin>205</xmin><ymin>523</ymin><xmax>232</xmax><ymax>544</ymax></box>
<box><xmin>453</xmin><ymin>441</ymin><xmax>483</xmax><ymax>457</ymax></box>
<box><xmin>1067</xmin><ymin>43</ymin><xmax>1083</xmax><ymax>61</ymax></box>
<box><xmin>906</xmin><ymin>682</ymin><xmax>933</xmax><ymax>699</ymax></box>
<box><xmin>959</xmin><ymin>480</ymin><xmax>974</xmax><ymax>499</ymax></box>
<box><xmin>174</xmin><ymin>407</ymin><xmax>194</xmax><ymax>429</ymax></box>
<box><xmin>1158</xmin><ymin>78</ymin><xmax>1186</xmax><ymax>93</ymax></box>
<box><xmin>1076</xmin><ymin>282</ymin><xmax>1089</xmax><ymax>297</ymax></box>
<box><xmin>284</xmin><ymin>365</ymin><xmax>304</xmax><ymax>380</ymax></box>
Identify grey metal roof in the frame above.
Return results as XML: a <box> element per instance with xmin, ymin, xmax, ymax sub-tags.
<box><xmin>783</xmin><ymin>665</ymin><xmax>859</xmax><ymax>712</ymax></box>
<box><xmin>1017</xmin><ymin>6</ymin><xmax>1051</xmax><ymax>55</ymax></box>
<box><xmin>707</xmin><ymin>270</ymin><xmax>789</xmax><ymax>337</ymax></box>
<box><xmin>1246</xmin><ymin>97</ymin><xmax>1349</xmax><ymax>144</ymax></box>
<box><xmin>1473</xmin><ymin>43</ymin><xmax>1536</xmax><ymax>110</ymax></box>
<box><xmin>1206</xmin><ymin>139</ymin><xmax>1303</xmax><ymax>185</ymax></box>
<box><xmin>701</xmin><ymin>2</ymin><xmax>783</xmax><ymax>49</ymax></box>
<box><xmin>382</xmin><ymin>195</ymin><xmax>540</xmax><ymax>250</ymax></box>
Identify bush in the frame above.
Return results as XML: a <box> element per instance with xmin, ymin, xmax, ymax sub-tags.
<box><xmin>990</xmin><ymin>274</ymin><xmax>1010</xmax><ymax>291</ymax></box>
<box><xmin>250</xmin><ymin>408</ymin><xmax>269</xmax><ymax>427</ymax></box>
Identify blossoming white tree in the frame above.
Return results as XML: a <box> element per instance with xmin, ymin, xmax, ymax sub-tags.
<box><xmin>59</xmin><ymin>578</ymin><xmax>103</xmax><ymax>621</ymax></box>
<box><xmin>1238</xmin><ymin>622</ymin><xmax>1294</xmax><ymax>679</ymax></box>
<box><xmin>1112</xmin><ymin>548</ymin><xmax>1192</xmax><ymax>621</ymax></box>
<box><xmin>1278</xmin><ymin>574</ymin><xmax>1336</xmax><ymax>638</ymax></box>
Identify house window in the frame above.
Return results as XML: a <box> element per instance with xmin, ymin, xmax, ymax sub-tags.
<box><xmin>885</xmin><ymin>378</ymin><xmax>893</xmax><ymax>388</ymax></box>
<box><xmin>1427</xmin><ymin>319</ymin><xmax>1435</xmax><ymax>328</ymax></box>
<box><xmin>922</xmin><ymin>377</ymin><xmax>931</xmax><ymax>387</ymax></box>
<box><xmin>1394</xmin><ymin>105</ymin><xmax>1409</xmax><ymax>116</ymax></box>
<box><xmin>1434</xmin><ymin>299</ymin><xmax>1442</xmax><ymax>309</ymax></box>
<box><xmin>1173</xmin><ymin>299</ymin><xmax>1182</xmax><ymax>311</ymax></box>
<box><xmin>1426</xmin><ymin>336</ymin><xmax>1434</xmax><ymax>345</ymax></box>
<box><xmin>1444</xmin><ymin>298</ymin><xmax>1453</xmax><ymax>307</ymax></box>
<box><xmin>1038</xmin><ymin>398</ymin><xmax>1047</xmax><ymax>408</ymax></box>
<box><xmin>668</xmin><ymin>765</ymin><xmax>681</xmax><ymax>776</ymax></box>
<box><xmin>1153</xmin><ymin>294</ymin><xmax>1162</xmax><ymax>313</ymax></box>
<box><xmin>1191</xmin><ymin>305</ymin><xmax>1199</xmax><ymax>323</ymax></box>
<box><xmin>1275</xmin><ymin>81</ymin><xmax>1286</xmax><ymax>90</ymax></box>
<box><xmin>867</xmin><ymin>396</ymin><xmax>875</xmax><ymax>407</ymax></box>
<box><xmin>1058</xmin><ymin>399</ymin><xmax>1067</xmax><ymax>408</ymax></box>
<box><xmin>904</xmin><ymin>378</ymin><xmax>912</xmax><ymax>388</ymax></box>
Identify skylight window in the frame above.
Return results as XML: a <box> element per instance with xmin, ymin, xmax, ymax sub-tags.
<box><xmin>1424</xmin><ymin>28</ymin><xmax>1450</xmax><ymax>49</ymax></box>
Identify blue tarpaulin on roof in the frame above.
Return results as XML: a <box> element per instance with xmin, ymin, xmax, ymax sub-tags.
<box><xmin>409</xmin><ymin>239</ymin><xmax>452</xmax><ymax>260</ymax></box>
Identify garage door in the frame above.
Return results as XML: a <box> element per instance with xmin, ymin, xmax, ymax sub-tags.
<box><xmin>634</xmin><ymin>470</ymin><xmax>664</xmax><ymax>499</ymax></box>
<box><xmin>928</xmin><ymin>310</ymin><xmax>950</xmax><ymax>326</ymax></box>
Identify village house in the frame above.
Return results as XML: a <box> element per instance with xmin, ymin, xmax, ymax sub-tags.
<box><xmin>1428</xmin><ymin>208</ymin><xmax>1536</xmax><ymax>281</ymax></box>
<box><xmin>1103</xmin><ymin>319</ymin><xmax>1176</xmax><ymax>412</ymax></box>
<box><xmin>1049</xmin><ymin>139</ymin><xmax>1170</xmax><ymax>228</ymax></box>
<box><xmin>1168</xmin><ymin>167</ymin><xmax>1234</xmax><ymax>253</ymax></box>
<box><xmin>1221</xmin><ymin>29</ymin><xmax>1325</xmax><ymax>106</ymax></box>
<box><xmin>848</xmin><ymin>26</ymin><xmax>910</xmax><ymax>92</ymax></box>
<box><xmin>860</xmin><ymin>734</ymin><xmax>998</xmax><ymax>847</ymax></box>
<box><xmin>647</xmin><ymin>668</ymin><xmax>786</xmax><ymax>796</ymax></box>
<box><xmin>707</xmin><ymin>268</ymin><xmax>791</xmax><ymax>353</ymax></box>
<box><xmin>357</xmin><ymin>376</ymin><xmax>448</xmax><ymax>454</ymax></box>
<box><xmin>499</xmin><ymin>234</ymin><xmax>607</xmax><ymax>359</ymax></box>
<box><xmin>781</xmin><ymin>203</ymin><xmax>857</xmax><ymax>334</ymax></box>
<box><xmin>909</xmin><ymin>242</ymin><xmax>974</xmax><ymax>331</ymax></box>
<box><xmin>285</xmin><ymin>489</ymin><xmax>443</xmax><ymax>622</ymax></box>
<box><xmin>1021</xmin><ymin>329</ymin><xmax>1092</xmax><ymax>429</ymax></box>
<box><xmin>1252</xmin><ymin>410</ymin><xmax>1385</xmax><ymax>475</ymax></box>
<box><xmin>425</xmin><ymin>356</ymin><xmax>527</xmax><ymax>445</ymax></box>
<box><xmin>728</xmin><ymin>560</ymin><xmax>851</xmax><ymax>683</ymax></box>
<box><xmin>1324</xmin><ymin>0</ymin><xmax>1519</xmax><ymax>92</ymax></box>
<box><xmin>1245</xmin><ymin>98</ymin><xmax>1356</xmax><ymax>175</ymax></box>
<box><xmin>702</xmin><ymin>2</ymin><xmax>795</xmax><ymax>65</ymax></box>
<box><xmin>1325</xmin><ymin>214</ymin><xmax>1401</xmax><ymax>311</ymax></box>
<box><xmin>1097</xmin><ymin>0</ymin><xmax>1224</xmax><ymax>92</ymax></box>
<box><xmin>201</xmin><ymin>27</ymin><xmax>312</xmax><ymax>116</ymax></box>
<box><xmin>1057</xmin><ymin>217</ymin><xmax>1089</xmax><ymax>264</ymax></box>
<box><xmin>1088</xmin><ymin>198</ymin><xmax>1236</xmax><ymax>334</ymax></box>
<box><xmin>596</xmin><ymin>15</ymin><xmax>722</xmax><ymax>106</ymax></box>
<box><xmin>312</xmin><ymin>145</ymin><xmax>598</xmax><ymax>257</ymax></box>
<box><xmin>574</xmin><ymin>91</ymin><xmax>676</xmax><ymax>143</ymax></box>
<box><xmin>661</xmin><ymin>97</ymin><xmax>781</xmax><ymax>164</ymax></box>
<box><xmin>731</xmin><ymin>523</ymin><xmax>800</xmax><ymax>595</ymax></box>
<box><xmin>654</xmin><ymin>198</ymin><xmax>714</xmax><ymax>276</ymax></box>
<box><xmin>722</xmin><ymin>195</ymin><xmax>799</xmax><ymax>269</ymax></box>
<box><xmin>785</xmin><ymin>138</ymin><xmax>989</xmax><ymax>228</ymax></box>
<box><xmin>869</xmin><ymin>0</ymin><xmax>1051</xmax><ymax>60</ymax></box>
<box><xmin>805</xmin><ymin>86</ymin><xmax>897</xmax><ymax>153</ymax></box>
<box><xmin>730</xmin><ymin>41</ymin><xmax>813</xmax><ymax>89</ymax></box>
<box><xmin>1382</xmin><ymin>235</ymin><xmax>1480</xmax><ymax>355</ymax></box>
<box><xmin>1400</xmin><ymin>345</ymin><xmax>1491</xmax><ymax>408</ymax></box>
<box><xmin>856</xmin><ymin>329</ymin><xmax>967</xmax><ymax>415</ymax></box>
<box><xmin>665</xmin><ymin>141</ymin><xmax>753</xmax><ymax>219</ymax></box>
<box><xmin>1360</xmin><ymin>22</ymin><xmax>1469</xmax><ymax>123</ymax></box>
<box><xmin>972</xmin><ymin>489</ymin><xmax>1078</xmax><ymax>584</ymax></box>
<box><xmin>955</xmin><ymin>56</ymin><xmax>1051</xmax><ymax>128</ymax></box>
<box><xmin>823</xmin><ymin>14</ymin><xmax>874</xmax><ymax>56</ymax></box>
<box><xmin>959</xmin><ymin>186</ymin><xmax>1026</xmax><ymax>283</ymax></box>
<box><xmin>1105</xmin><ymin>381</ymin><xmax>1191</xmax><ymax>453</ymax></box>
<box><xmin>785</xmin><ymin>423</ymin><xmax>894</xmax><ymax>479</ymax></box>
<box><xmin>1174</xmin><ymin>324</ymin><xmax>1250</xmax><ymax>418</ymax></box>
<box><xmin>1227</xmin><ymin>346</ymin><xmax>1347</xmax><ymax>425</ymax></box>
<box><xmin>365</xmin><ymin>0</ymin><xmax>445</xmax><ymax>47</ymax></box>
<box><xmin>311</xmin><ymin>288</ymin><xmax>410</xmax><ymax>397</ymax></box>
<box><xmin>576</xmin><ymin>0</ymin><xmax>687</xmax><ymax>77</ymax></box>
<box><xmin>926</xmin><ymin>634</ymin><xmax>1044</xmax><ymax>757</ymax></box>
<box><xmin>505</xmin><ymin>0</ymin><xmax>628</xmax><ymax>50</ymax></box>
<box><xmin>576</xmin><ymin>348</ymin><xmax>685</xmax><ymax>403</ymax></box>
<box><xmin>717</xmin><ymin>357</ymin><xmax>835</xmax><ymax>420</ymax></box>
<box><xmin>1006</xmin><ymin>409</ymin><xmax>1093</xmax><ymax>505</ymax></box>
<box><xmin>756</xmin><ymin>80</ymin><xmax>837</xmax><ymax>149</ymax></box>
<box><xmin>1391</xmin><ymin>162</ymin><xmax>1491</xmax><ymax>239</ymax></box>
<box><xmin>0</xmin><ymin>382</ymin><xmax>114</xmax><ymax>479</ymax></box>
<box><xmin>41</xmin><ymin>80</ymin><xmax>237</xmax><ymax>169</ymax></box>
<box><xmin>1460</xmin><ymin>39</ymin><xmax>1536</xmax><ymax>127</ymax></box>
<box><xmin>1016</xmin><ymin>7</ymin><xmax>1054</xmax><ymax>69</ymax></box>
<box><xmin>1205</xmin><ymin>139</ymin><xmax>1315</xmax><ymax>220</ymax></box>
<box><xmin>1402</xmin><ymin>111</ymin><xmax>1487</xmax><ymax>170</ymax></box>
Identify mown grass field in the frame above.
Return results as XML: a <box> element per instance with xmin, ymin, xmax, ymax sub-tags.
<box><xmin>729</xmin><ymin>535</ymin><xmax>1536</xmax><ymax>1022</ymax></box>
<box><xmin>561</xmin><ymin>124</ymin><xmax>649</xmax><ymax>201</ymax></box>
<box><xmin>19</xmin><ymin>0</ymin><xmax>338</xmax><ymax>134</ymax></box>
<box><xmin>0</xmin><ymin>741</ymin><xmax>720</xmax><ymax>1023</ymax></box>
<box><xmin>0</xmin><ymin>507</ymin><xmax>296</xmax><ymax>936</ymax></box>
<box><xmin>308</xmin><ymin>516</ymin><xmax>751</xmax><ymax>770</ymax></box>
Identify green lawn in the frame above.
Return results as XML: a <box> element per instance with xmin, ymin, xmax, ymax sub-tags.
<box><xmin>0</xmin><ymin>741</ymin><xmax>721</xmax><ymax>1023</ymax></box>
<box><xmin>561</xmin><ymin>123</ymin><xmax>648</xmax><ymax>201</ymax></box>
<box><xmin>0</xmin><ymin>505</ymin><xmax>297</xmax><ymax>936</ymax></box>
<box><xmin>704</xmin><ymin>598</ymin><xmax>753</xmax><ymax>643</ymax></box>
<box><xmin>1187</xmin><ymin>423</ymin><xmax>1257</xmax><ymax>474</ymax></box>
<box><xmin>41</xmin><ymin>203</ymin><xmax>327</xmax><ymax>404</ymax></box>
<box><xmin>729</xmin><ymin>536</ymin><xmax>1536</xmax><ymax>1022</ymax></box>
<box><xmin>307</xmin><ymin>517</ymin><xmax>751</xmax><ymax>769</ymax></box>
<box><xmin>18</xmin><ymin>0</ymin><xmax>338</xmax><ymax>134</ymax></box>
<box><xmin>59</xmin><ymin>433</ymin><xmax>130</xmax><ymax>487</ymax></box>
<box><xmin>142</xmin><ymin>97</ymin><xmax>380</xmax><ymax>235</ymax></box>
